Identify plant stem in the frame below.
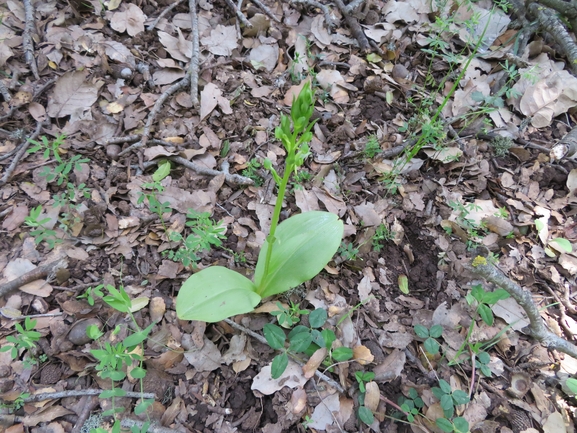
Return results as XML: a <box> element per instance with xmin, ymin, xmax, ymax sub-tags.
<box><xmin>260</xmin><ymin>158</ymin><xmax>293</xmax><ymax>290</ymax></box>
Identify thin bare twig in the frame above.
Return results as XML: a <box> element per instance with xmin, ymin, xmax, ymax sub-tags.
<box><xmin>290</xmin><ymin>0</ymin><xmax>336</xmax><ymax>28</ymax></box>
<box><xmin>250</xmin><ymin>0</ymin><xmax>281</xmax><ymax>23</ymax></box>
<box><xmin>465</xmin><ymin>260</ymin><xmax>577</xmax><ymax>360</ymax></box>
<box><xmin>0</xmin><ymin>120</ymin><xmax>44</xmax><ymax>186</ymax></box>
<box><xmin>22</xmin><ymin>0</ymin><xmax>39</xmax><ymax>80</ymax></box>
<box><xmin>118</xmin><ymin>75</ymin><xmax>191</xmax><ymax>157</ymax></box>
<box><xmin>147</xmin><ymin>0</ymin><xmax>185</xmax><ymax>31</ymax></box>
<box><xmin>0</xmin><ymin>79</ymin><xmax>11</xmax><ymax>102</ymax></box>
<box><xmin>22</xmin><ymin>389</ymin><xmax>156</xmax><ymax>403</ymax></box>
<box><xmin>333</xmin><ymin>0</ymin><xmax>370</xmax><ymax>52</ymax></box>
<box><xmin>169</xmin><ymin>156</ymin><xmax>254</xmax><ymax>185</ymax></box>
<box><xmin>0</xmin><ymin>258</ymin><xmax>67</xmax><ymax>299</ymax></box>
<box><xmin>224</xmin><ymin>0</ymin><xmax>252</xmax><ymax>27</ymax></box>
<box><xmin>70</xmin><ymin>396</ymin><xmax>99</xmax><ymax>433</ymax></box>
<box><xmin>188</xmin><ymin>0</ymin><xmax>200</xmax><ymax>106</ymax></box>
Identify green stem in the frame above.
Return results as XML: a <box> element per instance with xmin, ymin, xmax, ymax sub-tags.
<box><xmin>260</xmin><ymin>156</ymin><xmax>294</xmax><ymax>293</ymax></box>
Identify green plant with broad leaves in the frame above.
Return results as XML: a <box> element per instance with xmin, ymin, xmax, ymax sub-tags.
<box><xmin>431</xmin><ymin>379</ymin><xmax>470</xmax><ymax>433</ymax></box>
<box><xmin>414</xmin><ymin>324</ymin><xmax>443</xmax><ymax>355</ymax></box>
<box><xmin>85</xmin><ymin>284</ymin><xmax>155</xmax><ymax>431</ymax></box>
<box><xmin>355</xmin><ymin>371</ymin><xmax>376</xmax><ymax>425</ymax></box>
<box><xmin>0</xmin><ymin>317</ymin><xmax>41</xmax><ymax>361</ymax></box>
<box><xmin>176</xmin><ymin>83</ymin><xmax>343</xmax><ymax>323</ymax></box>
<box><xmin>263</xmin><ymin>307</ymin><xmax>353</xmax><ymax>378</ymax></box>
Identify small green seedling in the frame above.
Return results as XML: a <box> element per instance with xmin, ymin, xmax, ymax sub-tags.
<box><xmin>363</xmin><ymin>135</ymin><xmax>381</xmax><ymax>159</ymax></box>
<box><xmin>475</xmin><ymin>350</ymin><xmax>492</xmax><ymax>377</ymax></box>
<box><xmin>372</xmin><ymin>223</ymin><xmax>393</xmax><ymax>252</ymax></box>
<box><xmin>77</xmin><ymin>285</ymin><xmax>105</xmax><ymax>306</ymax></box>
<box><xmin>466</xmin><ymin>284</ymin><xmax>510</xmax><ymax>326</ymax></box>
<box><xmin>355</xmin><ymin>371</ymin><xmax>376</xmax><ymax>425</ymax></box>
<box><xmin>414</xmin><ymin>324</ymin><xmax>443</xmax><ymax>355</ymax></box>
<box><xmin>138</xmin><ymin>161</ymin><xmax>172</xmax><ymax>216</ymax></box>
<box><xmin>242</xmin><ymin>158</ymin><xmax>264</xmax><ymax>187</ymax></box>
<box><xmin>436</xmin><ymin>416</ymin><xmax>470</xmax><ymax>433</ymax></box>
<box><xmin>1</xmin><ymin>317</ymin><xmax>41</xmax><ymax>360</ymax></box>
<box><xmin>432</xmin><ymin>379</ymin><xmax>470</xmax><ymax>419</ymax></box>
<box><xmin>338</xmin><ymin>241</ymin><xmax>359</xmax><ymax>261</ymax></box>
<box><xmin>271</xmin><ymin>301</ymin><xmax>309</xmax><ymax>328</ymax></box>
<box><xmin>24</xmin><ymin>205</ymin><xmax>60</xmax><ymax>248</ymax></box>
<box><xmin>264</xmin><ymin>308</ymin><xmax>352</xmax><ymax>378</ymax></box>
<box><xmin>398</xmin><ymin>388</ymin><xmax>424</xmax><ymax>422</ymax></box>
<box><xmin>176</xmin><ymin>83</ymin><xmax>343</xmax><ymax>323</ymax></box>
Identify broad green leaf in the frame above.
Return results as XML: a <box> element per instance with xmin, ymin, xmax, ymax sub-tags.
<box><xmin>176</xmin><ymin>266</ymin><xmax>260</xmax><ymax>322</ymax></box>
<box><xmin>289</xmin><ymin>331</ymin><xmax>312</xmax><ymax>352</ymax></box>
<box><xmin>124</xmin><ymin>323</ymin><xmax>155</xmax><ymax>348</ymax></box>
<box><xmin>440</xmin><ymin>394</ymin><xmax>453</xmax><ymax>411</ymax></box>
<box><xmin>438</xmin><ymin>379</ymin><xmax>452</xmax><ymax>394</ymax></box>
<box><xmin>478</xmin><ymin>303</ymin><xmax>494</xmax><ymax>326</ymax></box>
<box><xmin>264</xmin><ymin>324</ymin><xmax>286</xmax><ymax>350</ymax></box>
<box><xmin>452</xmin><ymin>390</ymin><xmax>470</xmax><ymax>405</ymax></box>
<box><xmin>100</xmin><ymin>389</ymin><xmax>127</xmax><ymax>399</ymax></box>
<box><xmin>271</xmin><ymin>353</ymin><xmax>289</xmax><ymax>379</ymax></box>
<box><xmin>452</xmin><ymin>417</ymin><xmax>469</xmax><ymax>433</ymax></box>
<box><xmin>358</xmin><ymin>406</ymin><xmax>374</xmax><ymax>425</ymax></box>
<box><xmin>429</xmin><ymin>324</ymin><xmax>443</xmax><ymax>338</ymax></box>
<box><xmin>288</xmin><ymin>325</ymin><xmax>310</xmax><ymax>339</ymax></box>
<box><xmin>566</xmin><ymin>378</ymin><xmax>577</xmax><ymax>394</ymax></box>
<box><xmin>424</xmin><ymin>338</ymin><xmax>440</xmax><ymax>355</ymax></box>
<box><xmin>398</xmin><ymin>274</ymin><xmax>409</xmax><ymax>294</ymax></box>
<box><xmin>549</xmin><ymin>238</ymin><xmax>573</xmax><ymax>253</ymax></box>
<box><xmin>477</xmin><ymin>351</ymin><xmax>490</xmax><ymax>364</ymax></box>
<box><xmin>130</xmin><ymin>367</ymin><xmax>146</xmax><ymax>379</ymax></box>
<box><xmin>254</xmin><ymin>212</ymin><xmax>343</xmax><ymax>298</ymax></box>
<box><xmin>309</xmin><ymin>308</ymin><xmax>327</xmax><ymax>328</ymax></box>
<box><xmin>414</xmin><ymin>324</ymin><xmax>429</xmax><ymax>338</ymax></box>
<box><xmin>129</xmin><ymin>297</ymin><xmax>149</xmax><ymax>313</ymax></box>
<box><xmin>481</xmin><ymin>288</ymin><xmax>510</xmax><ymax>305</ymax></box>
<box><xmin>152</xmin><ymin>161</ymin><xmax>171</xmax><ymax>182</ymax></box>
<box><xmin>134</xmin><ymin>399</ymin><xmax>154</xmax><ymax>415</ymax></box>
<box><xmin>321</xmin><ymin>329</ymin><xmax>336</xmax><ymax>349</ymax></box>
<box><xmin>435</xmin><ymin>417</ymin><xmax>453</xmax><ymax>433</ymax></box>
<box><xmin>332</xmin><ymin>347</ymin><xmax>353</xmax><ymax>362</ymax></box>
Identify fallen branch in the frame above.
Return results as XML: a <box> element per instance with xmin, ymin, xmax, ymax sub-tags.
<box><xmin>147</xmin><ymin>0</ymin><xmax>185</xmax><ymax>31</ymax></box>
<box><xmin>224</xmin><ymin>318</ymin><xmax>345</xmax><ymax>393</ymax></box>
<box><xmin>0</xmin><ymin>258</ymin><xmax>67</xmax><ymax>299</ymax></box>
<box><xmin>465</xmin><ymin>259</ymin><xmax>577</xmax><ymax>360</ymax></box>
<box><xmin>224</xmin><ymin>0</ymin><xmax>252</xmax><ymax>28</ymax></box>
<box><xmin>22</xmin><ymin>0</ymin><xmax>39</xmax><ymax>80</ymax></box>
<box><xmin>528</xmin><ymin>2</ymin><xmax>577</xmax><ymax>76</ymax></box>
<box><xmin>333</xmin><ymin>0</ymin><xmax>370</xmax><ymax>52</ymax></box>
<box><xmin>0</xmin><ymin>120</ymin><xmax>45</xmax><ymax>187</ymax></box>
<box><xmin>21</xmin><ymin>389</ymin><xmax>156</xmax><ymax>403</ymax></box>
<box><xmin>188</xmin><ymin>0</ymin><xmax>200</xmax><ymax>106</ymax></box>
<box><xmin>118</xmin><ymin>75</ymin><xmax>191</xmax><ymax>157</ymax></box>
<box><xmin>250</xmin><ymin>0</ymin><xmax>281</xmax><ymax>23</ymax></box>
<box><xmin>0</xmin><ymin>79</ymin><xmax>11</xmax><ymax>102</ymax></box>
<box><xmin>290</xmin><ymin>0</ymin><xmax>336</xmax><ymax>28</ymax></box>
<box><xmin>169</xmin><ymin>156</ymin><xmax>254</xmax><ymax>186</ymax></box>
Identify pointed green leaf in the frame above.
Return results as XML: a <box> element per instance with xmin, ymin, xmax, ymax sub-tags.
<box><xmin>264</xmin><ymin>324</ymin><xmax>286</xmax><ymax>350</ymax></box>
<box><xmin>549</xmin><ymin>238</ymin><xmax>573</xmax><ymax>254</ymax></box>
<box><xmin>254</xmin><ymin>212</ymin><xmax>343</xmax><ymax>298</ymax></box>
<box><xmin>176</xmin><ymin>266</ymin><xmax>260</xmax><ymax>322</ymax></box>
<box><xmin>124</xmin><ymin>322</ymin><xmax>154</xmax><ymax>348</ymax></box>
<box><xmin>271</xmin><ymin>353</ymin><xmax>289</xmax><ymax>379</ymax></box>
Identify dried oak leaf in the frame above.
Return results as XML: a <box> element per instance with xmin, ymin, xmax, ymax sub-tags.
<box><xmin>109</xmin><ymin>4</ymin><xmax>146</xmax><ymax>37</ymax></box>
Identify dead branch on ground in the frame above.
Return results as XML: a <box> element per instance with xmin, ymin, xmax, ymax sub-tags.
<box><xmin>0</xmin><ymin>258</ymin><xmax>68</xmax><ymax>299</ymax></box>
<box><xmin>117</xmin><ymin>75</ymin><xmax>192</xmax><ymax>157</ymax></box>
<box><xmin>0</xmin><ymin>120</ymin><xmax>45</xmax><ymax>186</ymax></box>
<box><xmin>189</xmin><ymin>0</ymin><xmax>200</xmax><ymax>106</ymax></box>
<box><xmin>21</xmin><ymin>389</ymin><xmax>156</xmax><ymax>403</ymax></box>
<box><xmin>465</xmin><ymin>260</ymin><xmax>577</xmax><ymax>360</ymax></box>
<box><xmin>147</xmin><ymin>0</ymin><xmax>186</xmax><ymax>31</ymax></box>
<box><xmin>333</xmin><ymin>0</ymin><xmax>370</xmax><ymax>52</ymax></box>
<box><xmin>22</xmin><ymin>0</ymin><xmax>39</xmax><ymax>80</ymax></box>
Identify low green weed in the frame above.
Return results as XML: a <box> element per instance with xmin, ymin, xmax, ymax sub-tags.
<box><xmin>372</xmin><ymin>223</ymin><xmax>394</xmax><ymax>252</ymax></box>
<box><xmin>397</xmin><ymin>388</ymin><xmax>424</xmax><ymax>422</ymax></box>
<box><xmin>363</xmin><ymin>135</ymin><xmax>381</xmax><ymax>159</ymax></box>
<box><xmin>241</xmin><ymin>158</ymin><xmax>264</xmax><ymax>187</ymax></box>
<box><xmin>338</xmin><ymin>241</ymin><xmax>359</xmax><ymax>261</ymax></box>
<box><xmin>264</xmin><ymin>307</ymin><xmax>352</xmax><ymax>379</ymax></box>
<box><xmin>164</xmin><ymin>210</ymin><xmax>226</xmax><ymax>267</ymax></box>
<box><xmin>271</xmin><ymin>301</ymin><xmax>309</xmax><ymax>328</ymax></box>
<box><xmin>0</xmin><ymin>317</ymin><xmax>41</xmax><ymax>361</ymax></box>
<box><xmin>84</xmin><ymin>284</ymin><xmax>155</xmax><ymax>431</ymax></box>
<box><xmin>24</xmin><ymin>205</ymin><xmax>60</xmax><ymax>248</ymax></box>
<box><xmin>355</xmin><ymin>371</ymin><xmax>376</xmax><ymax>425</ymax></box>
<box><xmin>414</xmin><ymin>324</ymin><xmax>443</xmax><ymax>356</ymax></box>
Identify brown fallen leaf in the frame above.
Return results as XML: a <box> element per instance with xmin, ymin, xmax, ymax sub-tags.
<box><xmin>302</xmin><ymin>347</ymin><xmax>327</xmax><ymax>379</ymax></box>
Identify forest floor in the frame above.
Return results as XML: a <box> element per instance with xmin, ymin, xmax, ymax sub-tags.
<box><xmin>1</xmin><ymin>0</ymin><xmax>577</xmax><ymax>432</ymax></box>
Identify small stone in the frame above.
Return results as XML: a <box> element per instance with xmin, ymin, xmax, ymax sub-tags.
<box><xmin>106</xmin><ymin>144</ymin><xmax>121</xmax><ymax>159</ymax></box>
<box><xmin>67</xmin><ymin>318</ymin><xmax>102</xmax><ymax>345</ymax></box>
<box><xmin>392</xmin><ymin>64</ymin><xmax>409</xmax><ymax>80</ymax></box>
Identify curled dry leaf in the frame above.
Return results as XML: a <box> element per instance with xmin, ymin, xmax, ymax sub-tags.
<box><xmin>302</xmin><ymin>347</ymin><xmax>327</xmax><ymax>379</ymax></box>
<box><xmin>353</xmin><ymin>345</ymin><xmax>374</xmax><ymax>365</ymax></box>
